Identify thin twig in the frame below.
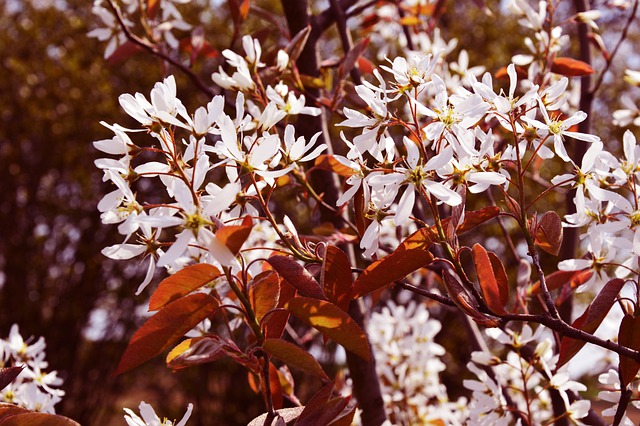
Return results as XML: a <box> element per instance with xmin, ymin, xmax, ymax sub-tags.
<box><xmin>106</xmin><ymin>0</ymin><xmax>216</xmax><ymax>98</ymax></box>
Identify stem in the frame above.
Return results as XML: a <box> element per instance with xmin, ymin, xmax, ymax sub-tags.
<box><xmin>223</xmin><ymin>267</ymin><xmax>263</xmax><ymax>343</ymax></box>
<box><xmin>105</xmin><ymin>0</ymin><xmax>216</xmax><ymax>98</ymax></box>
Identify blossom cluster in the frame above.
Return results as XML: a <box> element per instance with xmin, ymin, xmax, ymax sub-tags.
<box><xmin>464</xmin><ymin>326</ymin><xmax>590</xmax><ymax>425</ymax></box>
<box><xmin>0</xmin><ymin>325</ymin><xmax>64</xmax><ymax>413</ymax></box>
<box><xmin>359</xmin><ymin>301</ymin><xmax>467</xmax><ymax>425</ymax></box>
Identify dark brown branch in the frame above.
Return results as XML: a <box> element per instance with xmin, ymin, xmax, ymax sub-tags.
<box><xmin>106</xmin><ymin>0</ymin><xmax>216</xmax><ymax>98</ymax></box>
<box><xmin>396</xmin><ymin>280</ymin><xmax>456</xmax><ymax>306</ymax></box>
<box><xmin>329</xmin><ymin>0</ymin><xmax>363</xmax><ymax>85</ymax></box>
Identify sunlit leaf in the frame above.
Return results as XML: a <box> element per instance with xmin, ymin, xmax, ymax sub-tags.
<box><xmin>528</xmin><ymin>269</ymin><xmax>593</xmax><ymax>296</ymax></box>
<box><xmin>321</xmin><ymin>245</ymin><xmax>353</xmax><ymax>311</ymax></box>
<box><xmin>216</xmin><ymin>215</ymin><xmax>253</xmax><ymax>255</ymax></box>
<box><xmin>619</xmin><ymin>314</ymin><xmax>640</xmax><ymax>387</ymax></box>
<box><xmin>264</xmin><ymin>278</ymin><xmax>296</xmax><ymax>339</ymax></box>
<box><xmin>551</xmin><ymin>57</ymin><xmax>595</xmax><ymax>77</ymax></box>
<box><xmin>535</xmin><ymin>211</ymin><xmax>563</xmax><ymax>256</ymax></box>
<box><xmin>268</xmin><ymin>255</ymin><xmax>326</xmax><ymax>300</ymax></box>
<box><xmin>115</xmin><ymin>293</ymin><xmax>218</xmax><ymax>375</ymax></box>
<box><xmin>149</xmin><ymin>264</ymin><xmax>222</xmax><ymax>311</ymax></box>
<box><xmin>263</xmin><ymin>339</ymin><xmax>329</xmax><ymax>381</ymax></box>
<box><xmin>166</xmin><ymin>335</ymin><xmax>243</xmax><ymax>370</ymax></box>
<box><xmin>558</xmin><ymin>278</ymin><xmax>625</xmax><ymax>366</ymax></box>
<box><xmin>352</xmin><ymin>227</ymin><xmax>434</xmax><ymax>298</ymax></box>
<box><xmin>249</xmin><ymin>271</ymin><xmax>281</xmax><ymax>324</ymax></box>
<box><xmin>473</xmin><ymin>244</ymin><xmax>508</xmax><ymax>315</ymax></box>
<box><xmin>286</xmin><ymin>297</ymin><xmax>370</xmax><ymax>361</ymax></box>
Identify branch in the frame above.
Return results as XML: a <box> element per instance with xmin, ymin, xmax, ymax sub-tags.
<box><xmin>105</xmin><ymin>0</ymin><xmax>216</xmax><ymax>98</ymax></box>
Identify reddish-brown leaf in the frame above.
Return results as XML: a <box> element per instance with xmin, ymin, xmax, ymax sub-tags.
<box><xmin>107</xmin><ymin>41</ymin><xmax>143</xmax><ymax>66</ymax></box>
<box><xmin>473</xmin><ymin>244</ymin><xmax>508</xmax><ymax>315</ymax></box>
<box><xmin>285</xmin><ymin>26</ymin><xmax>311</xmax><ymax>63</ymax></box>
<box><xmin>535</xmin><ymin>211</ymin><xmax>563</xmax><ymax>256</ymax></box>
<box><xmin>558</xmin><ymin>278</ymin><xmax>625</xmax><ymax>366</ymax></box>
<box><xmin>314</xmin><ymin>155</ymin><xmax>357</xmax><ymax>177</ymax></box>
<box><xmin>321</xmin><ymin>246</ymin><xmax>353</xmax><ymax>311</ymax></box>
<box><xmin>216</xmin><ymin>215</ymin><xmax>253</xmax><ymax>255</ymax></box>
<box><xmin>619</xmin><ymin>314</ymin><xmax>640</xmax><ymax>387</ymax></box>
<box><xmin>0</xmin><ymin>367</ymin><xmax>23</xmax><ymax>391</ymax></box>
<box><xmin>166</xmin><ymin>335</ymin><xmax>243</xmax><ymax>370</ymax></box>
<box><xmin>528</xmin><ymin>269</ymin><xmax>594</xmax><ymax>295</ymax></box>
<box><xmin>351</xmin><ymin>228</ymin><xmax>434</xmax><ymax>299</ymax></box>
<box><xmin>551</xmin><ymin>57</ymin><xmax>595</xmax><ymax>77</ymax></box>
<box><xmin>147</xmin><ymin>0</ymin><xmax>160</xmax><ymax>19</ymax></box>
<box><xmin>295</xmin><ymin>383</ymin><xmax>351</xmax><ymax>426</ymax></box>
<box><xmin>239</xmin><ymin>0</ymin><xmax>250</xmax><ymax>20</ymax></box>
<box><xmin>149</xmin><ymin>264</ymin><xmax>222</xmax><ymax>311</ymax></box>
<box><xmin>438</xmin><ymin>206</ymin><xmax>500</xmax><ymax>236</ymax></box>
<box><xmin>442</xmin><ymin>270</ymin><xmax>500</xmax><ymax>327</ymax></box>
<box><xmin>268</xmin><ymin>256</ymin><xmax>326</xmax><ymax>300</ymax></box>
<box><xmin>488</xmin><ymin>252</ymin><xmax>509</xmax><ymax>308</ymax></box>
<box><xmin>356</xmin><ymin>57</ymin><xmax>376</xmax><ymax>75</ymax></box>
<box><xmin>263</xmin><ymin>339</ymin><xmax>329</xmax><ymax>381</ymax></box>
<box><xmin>115</xmin><ymin>293</ymin><xmax>218</xmax><ymax>376</ymax></box>
<box><xmin>0</xmin><ymin>404</ymin><xmax>80</xmax><ymax>425</ymax></box>
<box><xmin>249</xmin><ymin>271</ymin><xmax>281</xmax><ymax>324</ymax></box>
<box><xmin>338</xmin><ymin>38</ymin><xmax>370</xmax><ymax>81</ymax></box>
<box><xmin>264</xmin><ymin>278</ymin><xmax>296</xmax><ymax>339</ymax></box>
<box><xmin>286</xmin><ymin>297</ymin><xmax>370</xmax><ymax>361</ymax></box>
<box><xmin>247</xmin><ymin>408</ymin><xmax>305</xmax><ymax>426</ymax></box>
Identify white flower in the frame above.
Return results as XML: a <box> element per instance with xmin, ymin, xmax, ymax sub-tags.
<box><xmin>124</xmin><ymin>401</ymin><xmax>193</xmax><ymax>426</ymax></box>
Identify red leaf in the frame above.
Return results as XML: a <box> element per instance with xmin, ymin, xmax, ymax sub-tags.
<box><xmin>528</xmin><ymin>269</ymin><xmax>594</xmax><ymax>295</ymax></box>
<box><xmin>107</xmin><ymin>41</ymin><xmax>143</xmax><ymax>66</ymax></box>
<box><xmin>263</xmin><ymin>339</ymin><xmax>329</xmax><ymax>381</ymax></box>
<box><xmin>357</xmin><ymin>57</ymin><xmax>376</xmax><ymax>75</ymax></box>
<box><xmin>249</xmin><ymin>271</ymin><xmax>281</xmax><ymax>324</ymax></box>
<box><xmin>351</xmin><ymin>228</ymin><xmax>434</xmax><ymax>299</ymax></box>
<box><xmin>0</xmin><ymin>367</ymin><xmax>23</xmax><ymax>391</ymax></box>
<box><xmin>216</xmin><ymin>215</ymin><xmax>253</xmax><ymax>255</ymax></box>
<box><xmin>551</xmin><ymin>57</ymin><xmax>595</xmax><ymax>77</ymax></box>
<box><xmin>268</xmin><ymin>256</ymin><xmax>326</xmax><ymax>300</ymax></box>
<box><xmin>264</xmin><ymin>278</ymin><xmax>296</xmax><ymax>339</ymax></box>
<box><xmin>436</xmin><ymin>206</ymin><xmax>500</xmax><ymax>237</ymax></box>
<box><xmin>247</xmin><ymin>408</ymin><xmax>305</xmax><ymax>426</ymax></box>
<box><xmin>619</xmin><ymin>314</ymin><xmax>640</xmax><ymax>387</ymax></box>
<box><xmin>0</xmin><ymin>404</ymin><xmax>80</xmax><ymax>425</ymax></box>
<box><xmin>149</xmin><ymin>264</ymin><xmax>222</xmax><ymax>311</ymax></box>
<box><xmin>115</xmin><ymin>293</ymin><xmax>218</xmax><ymax>376</ymax></box>
<box><xmin>295</xmin><ymin>383</ymin><xmax>351</xmax><ymax>426</ymax></box>
<box><xmin>535</xmin><ymin>211</ymin><xmax>563</xmax><ymax>256</ymax></box>
<box><xmin>558</xmin><ymin>278</ymin><xmax>625</xmax><ymax>366</ymax></box>
<box><xmin>286</xmin><ymin>297</ymin><xmax>371</xmax><ymax>361</ymax></box>
<box><xmin>442</xmin><ymin>269</ymin><xmax>499</xmax><ymax>327</ymax></box>
<box><xmin>166</xmin><ymin>335</ymin><xmax>247</xmax><ymax>370</ymax></box>
<box><xmin>473</xmin><ymin>244</ymin><xmax>508</xmax><ymax>315</ymax></box>
<box><xmin>147</xmin><ymin>0</ymin><xmax>159</xmax><ymax>20</ymax></box>
<box><xmin>321</xmin><ymin>246</ymin><xmax>353</xmax><ymax>311</ymax></box>
<box><xmin>338</xmin><ymin>37</ymin><xmax>370</xmax><ymax>81</ymax></box>
<box><xmin>285</xmin><ymin>26</ymin><xmax>311</xmax><ymax>63</ymax></box>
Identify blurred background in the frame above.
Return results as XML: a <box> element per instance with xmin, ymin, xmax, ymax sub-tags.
<box><xmin>0</xmin><ymin>0</ymin><xmax>637</xmax><ymax>424</ymax></box>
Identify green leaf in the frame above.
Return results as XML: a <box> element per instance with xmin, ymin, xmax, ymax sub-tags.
<box><xmin>149</xmin><ymin>264</ymin><xmax>222</xmax><ymax>311</ymax></box>
<box><xmin>321</xmin><ymin>245</ymin><xmax>353</xmax><ymax>311</ymax></box>
<box><xmin>263</xmin><ymin>339</ymin><xmax>329</xmax><ymax>381</ymax></box>
<box><xmin>351</xmin><ymin>228</ymin><xmax>434</xmax><ymax>299</ymax></box>
<box><xmin>286</xmin><ymin>297</ymin><xmax>371</xmax><ymax>361</ymax></box>
<box><xmin>619</xmin><ymin>314</ymin><xmax>640</xmax><ymax>388</ymax></box>
<box><xmin>558</xmin><ymin>278</ymin><xmax>625</xmax><ymax>367</ymax></box>
<box><xmin>115</xmin><ymin>293</ymin><xmax>218</xmax><ymax>376</ymax></box>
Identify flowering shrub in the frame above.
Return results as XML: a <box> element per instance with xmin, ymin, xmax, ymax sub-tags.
<box><xmin>81</xmin><ymin>0</ymin><xmax>640</xmax><ymax>424</ymax></box>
